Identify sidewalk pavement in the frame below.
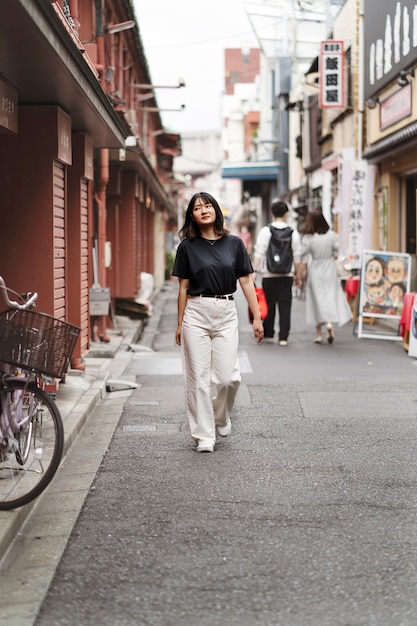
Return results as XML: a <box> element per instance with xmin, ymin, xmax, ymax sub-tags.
<box><xmin>0</xmin><ymin>284</ymin><xmax>171</xmax><ymax>564</ymax></box>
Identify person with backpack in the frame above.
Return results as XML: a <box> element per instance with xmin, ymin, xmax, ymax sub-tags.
<box><xmin>252</xmin><ymin>199</ymin><xmax>303</xmax><ymax>345</ymax></box>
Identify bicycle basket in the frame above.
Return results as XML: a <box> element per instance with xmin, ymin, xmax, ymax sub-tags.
<box><xmin>0</xmin><ymin>309</ymin><xmax>80</xmax><ymax>378</ymax></box>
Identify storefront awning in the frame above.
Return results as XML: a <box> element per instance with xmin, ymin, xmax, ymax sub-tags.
<box><xmin>362</xmin><ymin>121</ymin><xmax>417</xmax><ymax>162</ymax></box>
<box><xmin>222</xmin><ymin>162</ymin><xmax>279</xmax><ymax>181</ymax></box>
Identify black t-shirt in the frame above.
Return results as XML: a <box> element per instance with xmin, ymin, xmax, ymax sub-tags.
<box><xmin>172</xmin><ymin>235</ymin><xmax>253</xmax><ymax>296</ymax></box>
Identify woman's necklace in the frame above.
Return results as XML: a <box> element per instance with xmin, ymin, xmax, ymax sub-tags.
<box><xmin>202</xmin><ymin>235</ymin><xmax>220</xmax><ymax>246</ymax></box>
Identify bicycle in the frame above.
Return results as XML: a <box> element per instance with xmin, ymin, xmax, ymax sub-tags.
<box><xmin>0</xmin><ymin>276</ymin><xmax>80</xmax><ymax>510</ymax></box>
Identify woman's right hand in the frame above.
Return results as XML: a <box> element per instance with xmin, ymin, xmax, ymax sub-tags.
<box><xmin>175</xmin><ymin>325</ymin><xmax>182</xmax><ymax>346</ymax></box>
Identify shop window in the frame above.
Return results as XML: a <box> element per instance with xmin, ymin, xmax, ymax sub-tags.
<box><xmin>405</xmin><ymin>175</ymin><xmax>417</xmax><ymax>255</ymax></box>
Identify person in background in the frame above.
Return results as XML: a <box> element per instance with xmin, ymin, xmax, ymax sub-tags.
<box><xmin>238</xmin><ymin>225</ymin><xmax>253</xmax><ymax>254</ymax></box>
<box><xmin>172</xmin><ymin>192</ymin><xmax>263</xmax><ymax>454</ymax></box>
<box><xmin>252</xmin><ymin>199</ymin><xmax>304</xmax><ymax>345</ymax></box>
<box><xmin>300</xmin><ymin>209</ymin><xmax>352</xmax><ymax>344</ymax></box>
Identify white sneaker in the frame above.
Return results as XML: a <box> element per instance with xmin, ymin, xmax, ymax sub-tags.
<box><xmin>217</xmin><ymin>419</ymin><xmax>232</xmax><ymax>437</ymax></box>
<box><xmin>279</xmin><ymin>340</ymin><xmax>288</xmax><ymax>346</ymax></box>
<box><xmin>196</xmin><ymin>441</ymin><xmax>214</xmax><ymax>453</ymax></box>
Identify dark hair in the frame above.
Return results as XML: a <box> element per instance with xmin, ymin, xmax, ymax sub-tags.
<box><xmin>301</xmin><ymin>210</ymin><xmax>330</xmax><ymax>235</ymax></box>
<box><xmin>178</xmin><ymin>192</ymin><xmax>229</xmax><ymax>241</ymax></box>
<box><xmin>365</xmin><ymin>256</ymin><xmax>386</xmax><ymax>271</ymax></box>
<box><xmin>271</xmin><ymin>199</ymin><xmax>289</xmax><ymax>218</ymax></box>
<box><xmin>389</xmin><ymin>282</ymin><xmax>406</xmax><ymax>295</ymax></box>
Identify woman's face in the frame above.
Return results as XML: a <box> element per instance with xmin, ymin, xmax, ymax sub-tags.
<box><xmin>365</xmin><ymin>259</ymin><xmax>384</xmax><ymax>285</ymax></box>
<box><xmin>192</xmin><ymin>198</ymin><xmax>216</xmax><ymax>227</ymax></box>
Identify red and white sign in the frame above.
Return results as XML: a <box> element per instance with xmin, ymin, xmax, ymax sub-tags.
<box><xmin>380</xmin><ymin>84</ymin><xmax>412</xmax><ymax>130</ymax></box>
<box><xmin>319</xmin><ymin>40</ymin><xmax>345</xmax><ymax>109</ymax></box>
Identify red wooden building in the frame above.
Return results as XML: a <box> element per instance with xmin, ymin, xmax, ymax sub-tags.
<box><xmin>0</xmin><ymin>0</ymin><xmax>181</xmax><ymax>368</ymax></box>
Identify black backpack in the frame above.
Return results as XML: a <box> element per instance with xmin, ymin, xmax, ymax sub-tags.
<box><xmin>266</xmin><ymin>225</ymin><xmax>293</xmax><ymax>274</ymax></box>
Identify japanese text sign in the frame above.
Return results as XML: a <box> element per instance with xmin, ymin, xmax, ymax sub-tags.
<box><xmin>319</xmin><ymin>40</ymin><xmax>345</xmax><ymax>108</ymax></box>
<box><xmin>347</xmin><ymin>161</ymin><xmax>367</xmax><ymax>266</ymax></box>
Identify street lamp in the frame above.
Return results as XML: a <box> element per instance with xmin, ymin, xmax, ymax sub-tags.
<box><xmin>135</xmin><ymin>81</ymin><xmax>186</xmax><ymax>103</ymax></box>
<box><xmin>131</xmin><ymin>79</ymin><xmax>185</xmax><ymax>89</ymax></box>
<box><xmin>366</xmin><ymin>96</ymin><xmax>379</xmax><ymax>109</ymax></box>
<box><xmin>139</xmin><ymin>104</ymin><xmax>185</xmax><ymax>112</ymax></box>
<box><xmin>397</xmin><ymin>69</ymin><xmax>415</xmax><ymax>88</ymax></box>
<box><xmin>106</xmin><ymin>21</ymin><xmax>135</xmax><ymax>34</ymax></box>
<box><xmin>136</xmin><ymin>93</ymin><xmax>157</xmax><ymax>103</ymax></box>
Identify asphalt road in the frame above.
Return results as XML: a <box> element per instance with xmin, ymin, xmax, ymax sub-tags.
<box><xmin>25</xmin><ymin>283</ymin><xmax>417</xmax><ymax>625</ymax></box>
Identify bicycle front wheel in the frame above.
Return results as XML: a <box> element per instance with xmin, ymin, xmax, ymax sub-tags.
<box><xmin>0</xmin><ymin>380</ymin><xmax>64</xmax><ymax>510</ymax></box>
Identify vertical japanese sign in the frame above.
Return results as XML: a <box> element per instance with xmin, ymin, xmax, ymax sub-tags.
<box><xmin>0</xmin><ymin>76</ymin><xmax>17</xmax><ymax>133</ymax></box>
<box><xmin>338</xmin><ymin>158</ymin><xmax>374</xmax><ymax>270</ymax></box>
<box><xmin>338</xmin><ymin>158</ymin><xmax>375</xmax><ymax>269</ymax></box>
<box><xmin>347</xmin><ymin>161</ymin><xmax>366</xmax><ymax>265</ymax></box>
<box><xmin>319</xmin><ymin>40</ymin><xmax>345</xmax><ymax>108</ymax></box>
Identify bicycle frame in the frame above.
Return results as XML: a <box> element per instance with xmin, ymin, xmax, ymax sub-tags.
<box><xmin>0</xmin><ymin>371</ymin><xmax>34</xmax><ymax>449</ymax></box>
<box><xmin>0</xmin><ymin>276</ymin><xmax>38</xmax><ymax>310</ymax></box>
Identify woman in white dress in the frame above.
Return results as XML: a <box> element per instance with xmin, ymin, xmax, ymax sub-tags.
<box><xmin>300</xmin><ymin>210</ymin><xmax>352</xmax><ymax>344</ymax></box>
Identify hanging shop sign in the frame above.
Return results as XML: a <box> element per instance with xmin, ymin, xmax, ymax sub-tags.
<box><xmin>0</xmin><ymin>77</ymin><xmax>17</xmax><ymax>134</ymax></box>
<box><xmin>319</xmin><ymin>40</ymin><xmax>345</xmax><ymax>109</ymax></box>
<box><xmin>57</xmin><ymin>107</ymin><xmax>72</xmax><ymax>165</ymax></box>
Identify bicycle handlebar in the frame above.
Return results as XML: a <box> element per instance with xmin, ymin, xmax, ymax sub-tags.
<box><xmin>0</xmin><ymin>276</ymin><xmax>38</xmax><ymax>310</ymax></box>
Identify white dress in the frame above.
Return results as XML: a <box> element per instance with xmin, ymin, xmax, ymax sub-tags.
<box><xmin>301</xmin><ymin>230</ymin><xmax>352</xmax><ymax>327</ymax></box>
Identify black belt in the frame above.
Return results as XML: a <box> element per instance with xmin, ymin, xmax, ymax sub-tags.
<box><xmin>201</xmin><ymin>294</ymin><xmax>234</xmax><ymax>300</ymax></box>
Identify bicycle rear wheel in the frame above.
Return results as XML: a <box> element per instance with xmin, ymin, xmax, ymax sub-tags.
<box><xmin>0</xmin><ymin>380</ymin><xmax>64</xmax><ymax>510</ymax></box>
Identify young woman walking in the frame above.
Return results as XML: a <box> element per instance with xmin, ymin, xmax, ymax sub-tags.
<box><xmin>172</xmin><ymin>192</ymin><xmax>263</xmax><ymax>453</ymax></box>
<box><xmin>300</xmin><ymin>209</ymin><xmax>352</xmax><ymax>344</ymax></box>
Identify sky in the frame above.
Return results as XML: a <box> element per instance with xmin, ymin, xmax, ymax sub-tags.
<box><xmin>132</xmin><ymin>0</ymin><xmax>258</xmax><ymax>133</ymax></box>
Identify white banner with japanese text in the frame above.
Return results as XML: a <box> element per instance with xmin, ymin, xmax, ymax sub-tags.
<box><xmin>337</xmin><ymin>159</ymin><xmax>375</xmax><ymax>270</ymax></box>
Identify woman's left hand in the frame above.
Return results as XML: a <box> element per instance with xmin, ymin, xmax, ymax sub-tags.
<box><xmin>252</xmin><ymin>319</ymin><xmax>264</xmax><ymax>343</ymax></box>
<box><xmin>239</xmin><ymin>275</ymin><xmax>264</xmax><ymax>343</ymax></box>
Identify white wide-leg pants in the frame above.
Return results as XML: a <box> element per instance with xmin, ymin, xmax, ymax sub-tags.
<box><xmin>181</xmin><ymin>296</ymin><xmax>241</xmax><ymax>446</ymax></box>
